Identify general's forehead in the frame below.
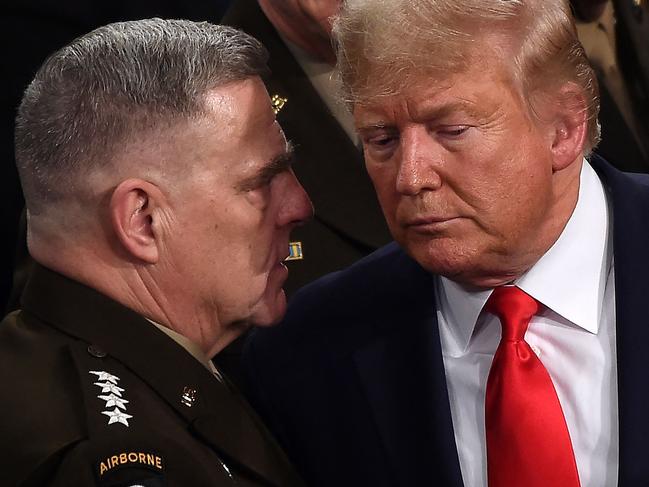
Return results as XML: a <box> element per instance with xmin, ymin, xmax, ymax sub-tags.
<box><xmin>201</xmin><ymin>77</ymin><xmax>274</xmax><ymax>131</ymax></box>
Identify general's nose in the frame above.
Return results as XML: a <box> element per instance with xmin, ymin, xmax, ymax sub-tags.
<box><xmin>395</xmin><ymin>127</ymin><xmax>443</xmax><ymax>195</ymax></box>
<box><xmin>279</xmin><ymin>170</ymin><xmax>314</xmax><ymax>227</ymax></box>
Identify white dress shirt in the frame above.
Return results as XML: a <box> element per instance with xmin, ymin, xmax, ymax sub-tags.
<box><xmin>436</xmin><ymin>160</ymin><xmax>618</xmax><ymax>487</ymax></box>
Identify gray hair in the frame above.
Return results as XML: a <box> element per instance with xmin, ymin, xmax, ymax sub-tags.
<box><xmin>333</xmin><ymin>0</ymin><xmax>600</xmax><ymax>153</ymax></box>
<box><xmin>15</xmin><ymin>18</ymin><xmax>269</xmax><ymax>214</ymax></box>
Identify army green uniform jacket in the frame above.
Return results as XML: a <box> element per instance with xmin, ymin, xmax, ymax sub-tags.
<box><xmin>0</xmin><ymin>264</ymin><xmax>304</xmax><ymax>487</ymax></box>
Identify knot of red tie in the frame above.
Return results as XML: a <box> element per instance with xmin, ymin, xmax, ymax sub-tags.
<box><xmin>485</xmin><ymin>285</ymin><xmax>539</xmax><ymax>342</ymax></box>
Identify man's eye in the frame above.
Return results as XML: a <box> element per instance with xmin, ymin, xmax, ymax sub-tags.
<box><xmin>438</xmin><ymin>125</ymin><xmax>470</xmax><ymax>138</ymax></box>
<box><xmin>365</xmin><ymin>134</ymin><xmax>398</xmax><ymax>150</ymax></box>
<box><xmin>240</xmin><ymin>174</ymin><xmax>274</xmax><ymax>193</ymax></box>
<box><xmin>256</xmin><ymin>173</ymin><xmax>282</xmax><ymax>192</ymax></box>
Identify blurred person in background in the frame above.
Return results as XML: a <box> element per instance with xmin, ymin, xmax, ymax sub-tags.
<box><xmin>572</xmin><ymin>0</ymin><xmax>649</xmax><ymax>170</ymax></box>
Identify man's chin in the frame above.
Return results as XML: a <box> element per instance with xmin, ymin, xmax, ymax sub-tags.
<box><xmin>250</xmin><ymin>288</ymin><xmax>288</xmax><ymax>328</ymax></box>
<box><xmin>405</xmin><ymin>243</ymin><xmax>487</xmax><ymax>285</ymax></box>
<box><xmin>411</xmin><ymin>248</ymin><xmax>519</xmax><ymax>289</ymax></box>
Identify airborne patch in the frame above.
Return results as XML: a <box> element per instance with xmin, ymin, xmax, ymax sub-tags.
<box><xmin>97</xmin><ymin>451</ymin><xmax>164</xmax><ymax>477</ymax></box>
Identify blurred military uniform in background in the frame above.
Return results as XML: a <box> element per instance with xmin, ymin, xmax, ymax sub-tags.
<box><xmin>573</xmin><ymin>0</ymin><xmax>649</xmax><ymax>171</ymax></box>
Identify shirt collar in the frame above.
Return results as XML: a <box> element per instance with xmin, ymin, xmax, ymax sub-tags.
<box><xmin>438</xmin><ymin>159</ymin><xmax>612</xmax><ymax>352</ymax></box>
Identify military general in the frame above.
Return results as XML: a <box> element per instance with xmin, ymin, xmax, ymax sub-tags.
<box><xmin>0</xmin><ymin>19</ymin><xmax>311</xmax><ymax>487</ymax></box>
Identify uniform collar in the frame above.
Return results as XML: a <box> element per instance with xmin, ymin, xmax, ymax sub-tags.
<box><xmin>438</xmin><ymin>159</ymin><xmax>612</xmax><ymax>352</ymax></box>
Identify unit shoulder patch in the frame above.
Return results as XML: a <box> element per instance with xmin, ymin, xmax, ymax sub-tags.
<box><xmin>97</xmin><ymin>451</ymin><xmax>165</xmax><ymax>487</ymax></box>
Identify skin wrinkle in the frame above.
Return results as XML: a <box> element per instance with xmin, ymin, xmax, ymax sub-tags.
<box><xmin>140</xmin><ymin>79</ymin><xmax>311</xmax><ymax>356</ymax></box>
<box><xmin>356</xmin><ymin>50</ymin><xmax>582</xmax><ymax>288</ymax></box>
<box><xmin>31</xmin><ymin>78</ymin><xmax>312</xmax><ymax>358</ymax></box>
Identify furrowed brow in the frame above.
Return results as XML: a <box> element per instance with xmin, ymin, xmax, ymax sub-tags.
<box><xmin>236</xmin><ymin>142</ymin><xmax>296</xmax><ymax>192</ymax></box>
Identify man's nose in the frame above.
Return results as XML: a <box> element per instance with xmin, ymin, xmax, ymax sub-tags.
<box><xmin>395</xmin><ymin>127</ymin><xmax>443</xmax><ymax>195</ymax></box>
<box><xmin>279</xmin><ymin>170</ymin><xmax>314</xmax><ymax>227</ymax></box>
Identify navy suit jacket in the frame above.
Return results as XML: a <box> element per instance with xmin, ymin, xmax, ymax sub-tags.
<box><xmin>243</xmin><ymin>155</ymin><xmax>649</xmax><ymax>487</ymax></box>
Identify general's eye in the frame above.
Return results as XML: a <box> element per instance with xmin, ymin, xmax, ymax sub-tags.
<box><xmin>242</xmin><ymin>175</ymin><xmax>272</xmax><ymax>193</ymax></box>
<box><xmin>258</xmin><ymin>173</ymin><xmax>277</xmax><ymax>188</ymax></box>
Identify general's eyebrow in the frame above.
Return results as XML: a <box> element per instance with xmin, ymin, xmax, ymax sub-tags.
<box><xmin>236</xmin><ymin>141</ymin><xmax>296</xmax><ymax>192</ymax></box>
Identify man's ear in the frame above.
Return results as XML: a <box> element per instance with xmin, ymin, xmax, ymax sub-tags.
<box><xmin>547</xmin><ymin>83</ymin><xmax>588</xmax><ymax>172</ymax></box>
<box><xmin>109</xmin><ymin>179</ymin><xmax>163</xmax><ymax>264</ymax></box>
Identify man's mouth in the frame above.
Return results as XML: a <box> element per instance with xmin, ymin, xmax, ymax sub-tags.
<box><xmin>404</xmin><ymin>215</ymin><xmax>461</xmax><ymax>233</ymax></box>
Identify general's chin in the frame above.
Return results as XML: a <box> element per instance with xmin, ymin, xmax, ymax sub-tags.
<box><xmin>249</xmin><ymin>287</ymin><xmax>288</xmax><ymax>327</ymax></box>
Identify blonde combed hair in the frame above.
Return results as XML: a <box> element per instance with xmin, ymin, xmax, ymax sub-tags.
<box><xmin>333</xmin><ymin>0</ymin><xmax>600</xmax><ymax>153</ymax></box>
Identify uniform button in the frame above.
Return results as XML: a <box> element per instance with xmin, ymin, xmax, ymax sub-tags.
<box><xmin>87</xmin><ymin>344</ymin><xmax>107</xmax><ymax>358</ymax></box>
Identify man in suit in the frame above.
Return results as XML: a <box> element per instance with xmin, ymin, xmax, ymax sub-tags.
<box><xmin>243</xmin><ymin>0</ymin><xmax>648</xmax><ymax>486</ymax></box>
<box><xmin>0</xmin><ymin>19</ymin><xmax>310</xmax><ymax>486</ymax></box>
<box><xmin>222</xmin><ymin>0</ymin><xmax>392</xmax><ymax>297</ymax></box>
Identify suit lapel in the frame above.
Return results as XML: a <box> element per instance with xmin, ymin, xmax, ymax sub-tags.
<box><xmin>352</xmin><ymin>258</ymin><xmax>464</xmax><ymax>487</ymax></box>
<box><xmin>591</xmin><ymin>156</ymin><xmax>649</xmax><ymax>486</ymax></box>
<box><xmin>21</xmin><ymin>265</ymin><xmax>301</xmax><ymax>487</ymax></box>
<box><xmin>223</xmin><ymin>0</ymin><xmax>390</xmax><ymax>251</ymax></box>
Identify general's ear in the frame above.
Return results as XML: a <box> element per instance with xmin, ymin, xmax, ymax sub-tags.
<box><xmin>109</xmin><ymin>179</ymin><xmax>162</xmax><ymax>264</ymax></box>
<box><xmin>547</xmin><ymin>83</ymin><xmax>588</xmax><ymax>172</ymax></box>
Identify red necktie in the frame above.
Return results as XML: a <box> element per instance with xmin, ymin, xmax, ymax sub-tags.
<box><xmin>485</xmin><ymin>286</ymin><xmax>580</xmax><ymax>487</ymax></box>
